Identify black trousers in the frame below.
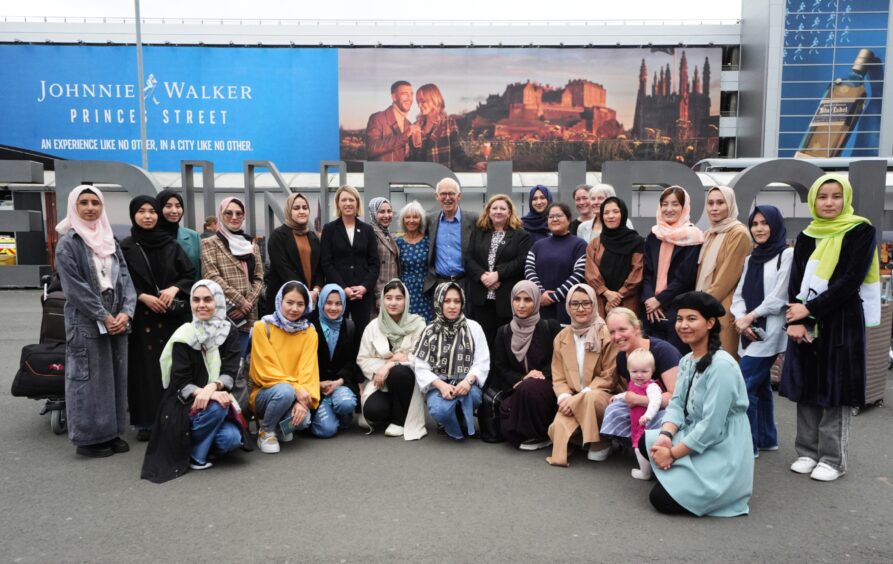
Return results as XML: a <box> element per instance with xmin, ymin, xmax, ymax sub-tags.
<box><xmin>363</xmin><ymin>364</ymin><xmax>415</xmax><ymax>427</ymax></box>
<box><xmin>346</xmin><ymin>294</ymin><xmax>373</xmax><ymax>338</ymax></box>
<box><xmin>637</xmin><ymin>435</ymin><xmax>694</xmax><ymax>516</ymax></box>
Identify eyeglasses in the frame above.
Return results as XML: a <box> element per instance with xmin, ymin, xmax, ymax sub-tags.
<box><xmin>569</xmin><ymin>300</ymin><xmax>593</xmax><ymax>310</ymax></box>
<box><xmin>223</xmin><ymin>211</ymin><xmax>244</xmax><ymax>218</ymax></box>
<box><xmin>547</xmin><ymin>215</ymin><xmax>566</xmax><ymax>220</ymax></box>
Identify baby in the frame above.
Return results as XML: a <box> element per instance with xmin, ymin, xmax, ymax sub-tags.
<box><xmin>611</xmin><ymin>348</ymin><xmax>662</xmax><ymax>480</ymax></box>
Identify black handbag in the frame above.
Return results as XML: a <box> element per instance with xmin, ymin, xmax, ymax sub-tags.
<box><xmin>477</xmin><ymin>386</ymin><xmax>509</xmax><ymax>443</ymax></box>
<box><xmin>135</xmin><ymin>244</ymin><xmax>188</xmax><ymax>315</ymax></box>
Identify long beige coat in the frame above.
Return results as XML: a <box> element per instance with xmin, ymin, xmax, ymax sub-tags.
<box><xmin>696</xmin><ymin>225</ymin><xmax>752</xmax><ymax>360</ymax></box>
<box><xmin>547</xmin><ymin>324</ymin><xmax>621</xmax><ymax>466</ymax></box>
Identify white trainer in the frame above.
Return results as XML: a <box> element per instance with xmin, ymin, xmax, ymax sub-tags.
<box><xmin>810</xmin><ymin>462</ymin><xmax>845</xmax><ymax>482</ymax></box>
<box><xmin>519</xmin><ymin>438</ymin><xmax>552</xmax><ymax>451</ymax></box>
<box><xmin>257</xmin><ymin>430</ymin><xmax>280</xmax><ymax>454</ymax></box>
<box><xmin>790</xmin><ymin>456</ymin><xmax>818</xmax><ymax>474</ymax></box>
<box><xmin>384</xmin><ymin>424</ymin><xmax>404</xmax><ymax>437</ymax></box>
<box><xmin>587</xmin><ymin>444</ymin><xmax>613</xmax><ymax>462</ymax></box>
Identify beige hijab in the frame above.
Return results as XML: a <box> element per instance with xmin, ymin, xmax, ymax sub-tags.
<box><xmin>696</xmin><ymin>186</ymin><xmax>744</xmax><ymax>290</ymax></box>
<box><xmin>564</xmin><ymin>284</ymin><xmax>605</xmax><ymax>354</ymax></box>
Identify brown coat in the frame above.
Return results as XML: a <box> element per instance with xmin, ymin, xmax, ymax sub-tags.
<box><xmin>365</xmin><ymin>106</ymin><xmax>411</xmax><ymax>162</ymax></box>
<box><xmin>584</xmin><ymin>237</ymin><xmax>645</xmax><ymax>319</ymax></box>
<box><xmin>200</xmin><ymin>236</ymin><xmax>264</xmax><ymax>332</ymax></box>
<box><xmin>372</xmin><ymin>225</ymin><xmax>400</xmax><ymax>315</ymax></box>
<box><xmin>696</xmin><ymin>225</ymin><xmax>752</xmax><ymax>360</ymax></box>
<box><xmin>547</xmin><ymin>324</ymin><xmax>621</xmax><ymax>466</ymax></box>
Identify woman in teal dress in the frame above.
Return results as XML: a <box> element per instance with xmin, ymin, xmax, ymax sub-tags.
<box><xmin>395</xmin><ymin>201</ymin><xmax>434</xmax><ymax>322</ymax></box>
<box><xmin>643</xmin><ymin>291</ymin><xmax>753</xmax><ymax>517</ymax></box>
<box><xmin>157</xmin><ymin>189</ymin><xmax>202</xmax><ymax>277</ymax></box>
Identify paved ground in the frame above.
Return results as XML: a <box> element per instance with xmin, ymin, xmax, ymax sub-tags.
<box><xmin>1</xmin><ymin>289</ymin><xmax>891</xmax><ymax>563</ymax></box>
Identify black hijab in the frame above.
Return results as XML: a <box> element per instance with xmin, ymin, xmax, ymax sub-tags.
<box><xmin>129</xmin><ymin>195</ymin><xmax>174</xmax><ymax>249</ymax></box>
<box><xmin>598</xmin><ymin>197</ymin><xmax>644</xmax><ymax>290</ymax></box>
<box><xmin>155</xmin><ymin>189</ymin><xmax>184</xmax><ymax>236</ymax></box>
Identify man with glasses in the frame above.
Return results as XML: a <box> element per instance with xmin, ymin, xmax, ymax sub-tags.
<box><xmin>424</xmin><ymin>178</ymin><xmax>478</xmax><ymax>306</ymax></box>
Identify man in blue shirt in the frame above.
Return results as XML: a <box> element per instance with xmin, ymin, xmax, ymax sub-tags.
<box><xmin>424</xmin><ymin>178</ymin><xmax>478</xmax><ymax>306</ymax></box>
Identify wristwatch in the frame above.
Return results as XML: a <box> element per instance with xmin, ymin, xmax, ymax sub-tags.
<box><xmin>659</xmin><ymin>430</ymin><xmax>674</xmax><ymax>440</ymax></box>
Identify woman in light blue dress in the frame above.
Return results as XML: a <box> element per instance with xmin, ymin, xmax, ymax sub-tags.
<box><xmin>395</xmin><ymin>201</ymin><xmax>434</xmax><ymax>322</ymax></box>
<box><xmin>642</xmin><ymin>291</ymin><xmax>753</xmax><ymax>517</ymax></box>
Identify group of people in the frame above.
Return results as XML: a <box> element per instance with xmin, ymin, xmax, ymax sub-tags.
<box><xmin>54</xmin><ymin>171</ymin><xmax>879</xmax><ymax>517</ymax></box>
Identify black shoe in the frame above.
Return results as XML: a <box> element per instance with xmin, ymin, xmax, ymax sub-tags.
<box><xmin>76</xmin><ymin>443</ymin><xmax>114</xmax><ymax>458</ymax></box>
<box><xmin>135</xmin><ymin>429</ymin><xmax>151</xmax><ymax>442</ymax></box>
<box><xmin>108</xmin><ymin>437</ymin><xmax>130</xmax><ymax>453</ymax></box>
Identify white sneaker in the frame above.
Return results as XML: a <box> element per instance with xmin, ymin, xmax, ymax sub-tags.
<box><xmin>790</xmin><ymin>456</ymin><xmax>818</xmax><ymax>474</ymax></box>
<box><xmin>278</xmin><ymin>430</ymin><xmax>294</xmax><ymax>443</ymax></box>
<box><xmin>587</xmin><ymin>444</ymin><xmax>613</xmax><ymax>462</ymax></box>
<box><xmin>519</xmin><ymin>438</ymin><xmax>552</xmax><ymax>451</ymax></box>
<box><xmin>189</xmin><ymin>459</ymin><xmax>213</xmax><ymax>470</ymax></box>
<box><xmin>384</xmin><ymin>424</ymin><xmax>404</xmax><ymax>437</ymax></box>
<box><xmin>257</xmin><ymin>430</ymin><xmax>280</xmax><ymax>454</ymax></box>
<box><xmin>810</xmin><ymin>462</ymin><xmax>845</xmax><ymax>482</ymax></box>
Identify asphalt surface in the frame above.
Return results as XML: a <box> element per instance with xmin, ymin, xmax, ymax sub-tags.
<box><xmin>1</xmin><ymin>289</ymin><xmax>891</xmax><ymax>563</ymax></box>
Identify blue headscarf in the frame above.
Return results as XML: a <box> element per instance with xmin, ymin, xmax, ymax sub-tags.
<box><xmin>520</xmin><ymin>185</ymin><xmax>554</xmax><ymax>240</ymax></box>
<box><xmin>262</xmin><ymin>281</ymin><xmax>313</xmax><ymax>334</ymax></box>
<box><xmin>317</xmin><ymin>283</ymin><xmax>346</xmax><ymax>358</ymax></box>
<box><xmin>741</xmin><ymin>205</ymin><xmax>787</xmax><ymax>347</ymax></box>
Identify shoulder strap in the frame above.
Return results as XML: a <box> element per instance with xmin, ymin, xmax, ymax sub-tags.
<box><xmin>135</xmin><ymin>242</ymin><xmax>161</xmax><ymax>294</ymax></box>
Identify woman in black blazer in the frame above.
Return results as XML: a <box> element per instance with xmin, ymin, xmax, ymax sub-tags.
<box><xmin>319</xmin><ymin>185</ymin><xmax>379</xmax><ymax>336</ymax></box>
<box><xmin>264</xmin><ymin>192</ymin><xmax>323</xmax><ymax>316</ymax></box>
<box><xmin>466</xmin><ymin>194</ymin><xmax>532</xmax><ymax>348</ymax></box>
<box><xmin>491</xmin><ymin>280</ymin><xmax>562</xmax><ymax>449</ymax></box>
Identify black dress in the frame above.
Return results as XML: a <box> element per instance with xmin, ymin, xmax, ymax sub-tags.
<box><xmin>780</xmin><ymin>223</ymin><xmax>876</xmax><ymax>408</ymax></box>
<box><xmin>120</xmin><ymin>236</ymin><xmax>195</xmax><ymax>428</ymax></box>
<box><xmin>313</xmin><ymin>317</ymin><xmax>363</xmax><ymax>398</ymax></box>
<box><xmin>491</xmin><ymin>319</ymin><xmax>562</xmax><ymax>446</ymax></box>
<box><xmin>140</xmin><ymin>325</ymin><xmax>241</xmax><ymax>484</ymax></box>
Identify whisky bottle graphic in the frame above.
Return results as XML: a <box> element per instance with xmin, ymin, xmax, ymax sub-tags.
<box><xmin>796</xmin><ymin>49</ymin><xmax>876</xmax><ymax>158</ymax></box>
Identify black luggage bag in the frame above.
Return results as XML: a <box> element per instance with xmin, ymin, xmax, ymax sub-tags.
<box><xmin>40</xmin><ymin>290</ymin><xmax>66</xmax><ymax>344</ymax></box>
<box><xmin>11</xmin><ymin>342</ymin><xmax>66</xmax><ymax>399</ymax></box>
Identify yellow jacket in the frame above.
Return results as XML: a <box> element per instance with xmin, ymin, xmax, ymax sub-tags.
<box><xmin>248</xmin><ymin>321</ymin><xmax>321</xmax><ymax>412</ymax></box>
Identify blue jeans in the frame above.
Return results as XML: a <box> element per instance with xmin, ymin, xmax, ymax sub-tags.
<box><xmin>426</xmin><ymin>385</ymin><xmax>483</xmax><ymax>440</ymax></box>
<box><xmin>238</xmin><ymin>332</ymin><xmax>251</xmax><ymax>357</ymax></box>
<box><xmin>311</xmin><ymin>386</ymin><xmax>357</xmax><ymax>438</ymax></box>
<box><xmin>740</xmin><ymin>355</ymin><xmax>778</xmax><ymax>452</ymax></box>
<box><xmin>254</xmin><ymin>383</ymin><xmax>311</xmax><ymax>433</ymax></box>
<box><xmin>189</xmin><ymin>401</ymin><xmax>242</xmax><ymax>465</ymax></box>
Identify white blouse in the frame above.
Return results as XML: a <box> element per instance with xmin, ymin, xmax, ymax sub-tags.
<box><xmin>730</xmin><ymin>247</ymin><xmax>794</xmax><ymax>358</ymax></box>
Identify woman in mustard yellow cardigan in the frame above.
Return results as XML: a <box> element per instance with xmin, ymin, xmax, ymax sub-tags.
<box><xmin>249</xmin><ymin>281</ymin><xmax>320</xmax><ymax>454</ymax></box>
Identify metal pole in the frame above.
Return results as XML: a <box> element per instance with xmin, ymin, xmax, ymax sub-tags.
<box><xmin>134</xmin><ymin>0</ymin><xmax>149</xmax><ymax>169</ymax></box>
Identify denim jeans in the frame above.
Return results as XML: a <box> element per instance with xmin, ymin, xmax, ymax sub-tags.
<box><xmin>311</xmin><ymin>386</ymin><xmax>357</xmax><ymax>438</ymax></box>
<box><xmin>740</xmin><ymin>355</ymin><xmax>778</xmax><ymax>452</ymax></box>
<box><xmin>254</xmin><ymin>382</ymin><xmax>311</xmax><ymax>433</ymax></box>
<box><xmin>426</xmin><ymin>385</ymin><xmax>483</xmax><ymax>440</ymax></box>
<box><xmin>189</xmin><ymin>401</ymin><xmax>242</xmax><ymax>465</ymax></box>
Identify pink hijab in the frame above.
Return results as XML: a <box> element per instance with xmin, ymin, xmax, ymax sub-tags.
<box><xmin>650</xmin><ymin>186</ymin><xmax>704</xmax><ymax>246</ymax></box>
<box><xmin>55</xmin><ymin>185</ymin><xmax>116</xmax><ymax>258</ymax></box>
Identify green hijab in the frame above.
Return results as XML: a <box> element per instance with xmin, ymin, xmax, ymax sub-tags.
<box><xmin>377</xmin><ymin>279</ymin><xmax>427</xmax><ymax>350</ymax></box>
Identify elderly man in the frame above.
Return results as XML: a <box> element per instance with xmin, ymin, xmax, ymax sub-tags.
<box><xmin>424</xmin><ymin>178</ymin><xmax>478</xmax><ymax>303</ymax></box>
<box><xmin>365</xmin><ymin>80</ymin><xmax>419</xmax><ymax>162</ymax></box>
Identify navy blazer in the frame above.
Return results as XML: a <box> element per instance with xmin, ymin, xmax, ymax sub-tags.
<box><xmin>319</xmin><ymin>218</ymin><xmax>379</xmax><ymax>291</ymax></box>
<box><xmin>641</xmin><ymin>233</ymin><xmax>701</xmax><ymax>309</ymax></box>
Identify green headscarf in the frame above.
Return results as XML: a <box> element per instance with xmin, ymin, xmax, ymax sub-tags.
<box><xmin>798</xmin><ymin>174</ymin><xmax>880</xmax><ymax>327</ymax></box>
<box><xmin>377</xmin><ymin>279</ymin><xmax>427</xmax><ymax>350</ymax></box>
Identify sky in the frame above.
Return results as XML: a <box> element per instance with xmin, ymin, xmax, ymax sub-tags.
<box><xmin>3</xmin><ymin>0</ymin><xmax>742</xmax><ymax>21</ymax></box>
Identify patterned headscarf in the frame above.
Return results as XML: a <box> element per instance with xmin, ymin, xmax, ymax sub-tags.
<box><xmin>262</xmin><ymin>281</ymin><xmax>313</xmax><ymax>334</ymax></box>
<box><xmin>159</xmin><ymin>279</ymin><xmax>232</xmax><ymax>388</ymax></box>
<box><xmin>414</xmin><ymin>282</ymin><xmax>475</xmax><ymax>379</ymax></box>
<box><xmin>368</xmin><ymin>197</ymin><xmax>393</xmax><ymax>233</ymax></box>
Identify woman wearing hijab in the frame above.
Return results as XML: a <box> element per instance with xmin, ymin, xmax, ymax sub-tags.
<box><xmin>249</xmin><ymin>281</ymin><xmax>320</xmax><ymax>453</ymax></box>
<box><xmin>120</xmin><ymin>195</ymin><xmax>196</xmax><ymax>441</ymax></box>
<box><xmin>140</xmin><ymin>280</ymin><xmax>243</xmax><ymax>483</ymax></box>
<box><xmin>643</xmin><ymin>291</ymin><xmax>753</xmax><ymax>516</ymax></box>
<box><xmin>311</xmin><ymin>284</ymin><xmax>361</xmax><ymax>438</ymax></box>
<box><xmin>577</xmin><ymin>184</ymin><xmax>616</xmax><ymax>243</ymax></box>
<box><xmin>642</xmin><ymin>186</ymin><xmax>704</xmax><ymax>354</ymax></box>
<box><xmin>696</xmin><ymin>186</ymin><xmax>752</xmax><ymax>359</ymax></box>
<box><xmin>731</xmin><ymin>205</ymin><xmax>793</xmax><ymax>458</ymax></box>
<box><xmin>520</xmin><ymin>185</ymin><xmax>553</xmax><ymax>244</ymax></box>
<box><xmin>358</xmin><ymin>280</ymin><xmax>428</xmax><ymax>439</ymax></box>
<box><xmin>264</xmin><ymin>192</ymin><xmax>323</xmax><ymax>316</ymax></box>
<box><xmin>584</xmin><ymin>196</ymin><xmax>645</xmax><ymax>318</ymax></box>
<box><xmin>781</xmin><ymin>174</ymin><xmax>880</xmax><ymax>482</ymax></box>
<box><xmin>491</xmin><ymin>280</ymin><xmax>562</xmax><ymax>450</ymax></box>
<box><xmin>156</xmin><ymin>189</ymin><xmax>202</xmax><ymax>276</ymax></box>
<box><xmin>415</xmin><ymin>282</ymin><xmax>490</xmax><ymax>440</ymax></box>
<box><xmin>55</xmin><ymin>185</ymin><xmax>137</xmax><ymax>458</ymax></box>
<box><xmin>546</xmin><ymin>284</ymin><xmax>620</xmax><ymax>466</ymax></box>
<box><xmin>200</xmin><ymin>197</ymin><xmax>264</xmax><ymax>354</ymax></box>
<box><xmin>368</xmin><ymin>197</ymin><xmax>400</xmax><ymax>316</ymax></box>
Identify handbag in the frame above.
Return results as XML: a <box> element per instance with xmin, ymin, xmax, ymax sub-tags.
<box><xmin>477</xmin><ymin>385</ymin><xmax>509</xmax><ymax>443</ymax></box>
<box><xmin>135</xmin><ymin>243</ymin><xmax>188</xmax><ymax>315</ymax></box>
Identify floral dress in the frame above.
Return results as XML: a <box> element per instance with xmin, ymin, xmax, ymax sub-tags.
<box><xmin>395</xmin><ymin>234</ymin><xmax>434</xmax><ymax>322</ymax></box>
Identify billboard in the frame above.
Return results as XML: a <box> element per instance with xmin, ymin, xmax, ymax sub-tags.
<box><xmin>0</xmin><ymin>45</ymin><xmax>720</xmax><ymax>172</ymax></box>
<box><xmin>0</xmin><ymin>45</ymin><xmax>339</xmax><ymax>171</ymax></box>
<box><xmin>779</xmin><ymin>0</ymin><xmax>887</xmax><ymax>157</ymax></box>
<box><xmin>339</xmin><ymin>47</ymin><xmax>721</xmax><ymax>171</ymax></box>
